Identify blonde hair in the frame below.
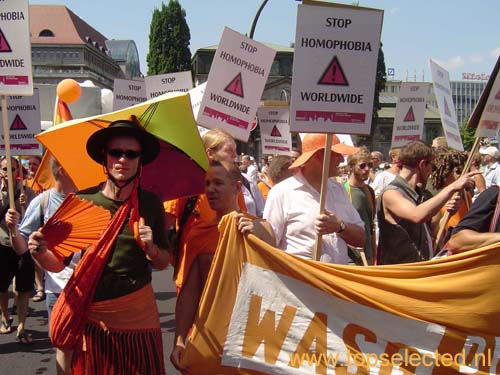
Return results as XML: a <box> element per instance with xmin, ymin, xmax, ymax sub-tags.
<box><xmin>347</xmin><ymin>147</ymin><xmax>371</xmax><ymax>166</ymax></box>
<box><xmin>201</xmin><ymin>128</ymin><xmax>234</xmax><ymax>152</ymax></box>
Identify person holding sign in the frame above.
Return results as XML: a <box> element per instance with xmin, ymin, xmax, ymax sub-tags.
<box><xmin>263</xmin><ymin>133</ymin><xmax>365</xmax><ymax>264</ymax></box>
<box><xmin>377</xmin><ymin>140</ymin><xmax>476</xmax><ymax>265</ymax></box>
<box><xmin>0</xmin><ymin>157</ymin><xmax>35</xmax><ymax>343</ymax></box>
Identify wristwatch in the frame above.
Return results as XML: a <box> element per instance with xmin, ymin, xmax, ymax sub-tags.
<box><xmin>337</xmin><ymin>220</ymin><xmax>346</xmax><ymax>233</ymax></box>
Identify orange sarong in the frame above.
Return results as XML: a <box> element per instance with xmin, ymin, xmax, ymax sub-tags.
<box><xmin>72</xmin><ymin>283</ymin><xmax>165</xmax><ymax>375</ymax></box>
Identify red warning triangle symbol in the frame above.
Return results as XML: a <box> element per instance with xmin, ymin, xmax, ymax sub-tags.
<box><xmin>318</xmin><ymin>56</ymin><xmax>348</xmax><ymax>86</ymax></box>
<box><xmin>495</xmin><ymin>88</ymin><xmax>500</xmax><ymax>100</ymax></box>
<box><xmin>224</xmin><ymin>72</ymin><xmax>244</xmax><ymax>98</ymax></box>
<box><xmin>270</xmin><ymin>125</ymin><xmax>282</xmax><ymax>137</ymax></box>
<box><xmin>404</xmin><ymin>106</ymin><xmax>415</xmax><ymax>122</ymax></box>
<box><xmin>10</xmin><ymin>115</ymin><xmax>27</xmax><ymax>130</ymax></box>
<box><xmin>0</xmin><ymin>28</ymin><xmax>12</xmax><ymax>53</ymax></box>
<box><xmin>444</xmin><ymin>98</ymin><xmax>451</xmax><ymax>116</ymax></box>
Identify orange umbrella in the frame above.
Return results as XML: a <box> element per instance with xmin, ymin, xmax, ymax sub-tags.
<box><xmin>35</xmin><ymin>92</ymin><xmax>209</xmax><ymax>202</ymax></box>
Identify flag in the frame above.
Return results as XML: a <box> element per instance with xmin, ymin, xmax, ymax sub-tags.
<box><xmin>32</xmin><ymin>99</ymin><xmax>74</xmax><ymax>190</ymax></box>
<box><xmin>181</xmin><ymin>213</ymin><xmax>500</xmax><ymax>374</ymax></box>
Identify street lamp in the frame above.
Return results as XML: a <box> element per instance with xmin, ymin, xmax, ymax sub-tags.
<box><xmin>249</xmin><ymin>0</ymin><xmax>269</xmax><ymax>39</ymax></box>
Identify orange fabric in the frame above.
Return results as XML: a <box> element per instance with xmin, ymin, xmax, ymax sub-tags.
<box><xmin>33</xmin><ymin>99</ymin><xmax>74</xmax><ymax>191</ymax></box>
<box><xmin>257</xmin><ymin>180</ymin><xmax>273</xmax><ymax>201</ymax></box>
<box><xmin>440</xmin><ymin>192</ymin><xmax>472</xmax><ymax>230</ymax></box>
<box><xmin>50</xmin><ymin>197</ymin><xmax>131</xmax><ymax>349</ymax></box>
<box><xmin>87</xmin><ymin>283</ymin><xmax>160</xmax><ymax>330</ymax></box>
<box><xmin>55</xmin><ymin>100</ymin><xmax>73</xmax><ymax>124</ymax></box>
<box><xmin>164</xmin><ymin>192</ymin><xmax>247</xmax><ymax>288</ymax></box>
<box><xmin>74</xmin><ymin>283</ymin><xmax>164</xmax><ymax>375</ymax></box>
<box><xmin>25</xmin><ymin>176</ymin><xmax>44</xmax><ymax>194</ymax></box>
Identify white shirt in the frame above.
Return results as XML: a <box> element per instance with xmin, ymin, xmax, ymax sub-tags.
<box><xmin>242</xmin><ymin>173</ymin><xmax>265</xmax><ymax>217</ymax></box>
<box><xmin>263</xmin><ymin>171</ymin><xmax>364</xmax><ymax>264</ymax></box>
<box><xmin>246</xmin><ymin>163</ymin><xmax>258</xmax><ymax>183</ymax></box>
<box><xmin>483</xmin><ymin>162</ymin><xmax>500</xmax><ymax>188</ymax></box>
<box><xmin>370</xmin><ymin>170</ymin><xmax>397</xmax><ymax>198</ymax></box>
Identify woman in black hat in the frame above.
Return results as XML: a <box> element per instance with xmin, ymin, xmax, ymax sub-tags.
<box><xmin>27</xmin><ymin>117</ymin><xmax>170</xmax><ymax>375</ymax></box>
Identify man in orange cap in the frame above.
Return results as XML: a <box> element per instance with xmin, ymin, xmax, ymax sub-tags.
<box><xmin>263</xmin><ymin>133</ymin><xmax>365</xmax><ymax>263</ymax></box>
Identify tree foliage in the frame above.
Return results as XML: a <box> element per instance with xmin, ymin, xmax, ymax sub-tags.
<box><xmin>147</xmin><ymin>0</ymin><xmax>192</xmax><ymax>75</ymax></box>
<box><xmin>372</xmin><ymin>44</ymin><xmax>387</xmax><ymax>129</ymax></box>
<box><xmin>460</xmin><ymin>120</ymin><xmax>477</xmax><ymax>151</ymax></box>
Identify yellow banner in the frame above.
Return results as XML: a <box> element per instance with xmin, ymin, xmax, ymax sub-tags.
<box><xmin>182</xmin><ymin>213</ymin><xmax>500</xmax><ymax>374</ymax></box>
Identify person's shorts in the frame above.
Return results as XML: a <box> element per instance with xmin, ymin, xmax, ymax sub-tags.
<box><xmin>0</xmin><ymin>244</ymin><xmax>35</xmax><ymax>293</ymax></box>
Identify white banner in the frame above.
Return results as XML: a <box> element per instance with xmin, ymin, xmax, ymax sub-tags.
<box><xmin>197</xmin><ymin>27</ymin><xmax>276</xmax><ymax>142</ymax></box>
<box><xmin>144</xmin><ymin>71</ymin><xmax>193</xmax><ymax>100</ymax></box>
<box><xmin>391</xmin><ymin>82</ymin><xmax>429</xmax><ymax>148</ymax></box>
<box><xmin>290</xmin><ymin>3</ymin><xmax>383</xmax><ymax>134</ymax></box>
<box><xmin>0</xmin><ymin>89</ymin><xmax>41</xmax><ymax>155</ymax></box>
<box><xmin>258</xmin><ymin>105</ymin><xmax>292</xmax><ymax>155</ymax></box>
<box><xmin>429</xmin><ymin>59</ymin><xmax>463</xmax><ymax>151</ymax></box>
<box><xmin>112</xmin><ymin>78</ymin><xmax>147</xmax><ymax>111</ymax></box>
<box><xmin>0</xmin><ymin>0</ymin><xmax>33</xmax><ymax>96</ymax></box>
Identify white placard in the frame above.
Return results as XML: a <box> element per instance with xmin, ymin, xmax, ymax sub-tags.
<box><xmin>144</xmin><ymin>71</ymin><xmax>193</xmax><ymax>100</ymax></box>
<box><xmin>290</xmin><ymin>3</ymin><xmax>383</xmax><ymax>134</ymax></box>
<box><xmin>475</xmin><ymin>63</ymin><xmax>500</xmax><ymax>138</ymax></box>
<box><xmin>188</xmin><ymin>82</ymin><xmax>207</xmax><ymax>120</ymax></box>
<box><xmin>0</xmin><ymin>89</ymin><xmax>41</xmax><ymax>155</ymax></box>
<box><xmin>0</xmin><ymin>0</ymin><xmax>33</xmax><ymax>96</ymax></box>
<box><xmin>112</xmin><ymin>78</ymin><xmax>147</xmax><ymax>111</ymax></box>
<box><xmin>391</xmin><ymin>82</ymin><xmax>429</xmax><ymax>148</ymax></box>
<box><xmin>258</xmin><ymin>105</ymin><xmax>292</xmax><ymax>156</ymax></box>
<box><xmin>429</xmin><ymin>59</ymin><xmax>463</xmax><ymax>151</ymax></box>
<box><xmin>197</xmin><ymin>27</ymin><xmax>276</xmax><ymax>142</ymax></box>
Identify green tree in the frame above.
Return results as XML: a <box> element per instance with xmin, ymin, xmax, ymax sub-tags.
<box><xmin>147</xmin><ymin>0</ymin><xmax>192</xmax><ymax>75</ymax></box>
<box><xmin>460</xmin><ymin>119</ymin><xmax>476</xmax><ymax>151</ymax></box>
<box><xmin>372</xmin><ymin>44</ymin><xmax>387</xmax><ymax>133</ymax></box>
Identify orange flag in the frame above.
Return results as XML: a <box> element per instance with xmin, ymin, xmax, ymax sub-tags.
<box><xmin>32</xmin><ymin>99</ymin><xmax>73</xmax><ymax>191</ymax></box>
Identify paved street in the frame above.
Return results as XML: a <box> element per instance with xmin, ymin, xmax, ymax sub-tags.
<box><xmin>0</xmin><ymin>267</ymin><xmax>180</xmax><ymax>375</ymax></box>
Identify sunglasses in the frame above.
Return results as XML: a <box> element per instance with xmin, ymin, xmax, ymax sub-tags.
<box><xmin>357</xmin><ymin>162</ymin><xmax>373</xmax><ymax>169</ymax></box>
<box><xmin>107</xmin><ymin>149</ymin><xmax>142</xmax><ymax>159</ymax></box>
<box><xmin>1</xmin><ymin>167</ymin><xmax>17</xmax><ymax>173</ymax></box>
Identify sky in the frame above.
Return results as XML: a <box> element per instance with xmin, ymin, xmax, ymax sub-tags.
<box><xmin>29</xmin><ymin>0</ymin><xmax>500</xmax><ymax>82</ymax></box>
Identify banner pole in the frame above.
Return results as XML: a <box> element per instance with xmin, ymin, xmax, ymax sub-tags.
<box><xmin>313</xmin><ymin>133</ymin><xmax>332</xmax><ymax>261</ymax></box>
<box><xmin>434</xmin><ymin>136</ymin><xmax>481</xmax><ymax>251</ymax></box>
<box><xmin>1</xmin><ymin>95</ymin><xmax>17</xmax><ymax>236</ymax></box>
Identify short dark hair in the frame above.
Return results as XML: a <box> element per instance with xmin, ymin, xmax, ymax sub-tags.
<box><xmin>209</xmin><ymin>160</ymin><xmax>241</xmax><ymax>184</ymax></box>
<box><xmin>399</xmin><ymin>140</ymin><xmax>434</xmax><ymax>168</ymax></box>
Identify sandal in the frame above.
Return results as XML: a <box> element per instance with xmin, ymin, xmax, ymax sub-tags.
<box><xmin>17</xmin><ymin>330</ymin><xmax>33</xmax><ymax>345</ymax></box>
<box><xmin>32</xmin><ymin>290</ymin><xmax>45</xmax><ymax>302</ymax></box>
<box><xmin>1</xmin><ymin>318</ymin><xmax>13</xmax><ymax>334</ymax></box>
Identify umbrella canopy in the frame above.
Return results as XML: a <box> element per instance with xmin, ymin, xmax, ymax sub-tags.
<box><xmin>36</xmin><ymin>92</ymin><xmax>209</xmax><ymax>202</ymax></box>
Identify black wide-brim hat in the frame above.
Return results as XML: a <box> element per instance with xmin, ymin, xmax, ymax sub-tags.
<box><xmin>86</xmin><ymin>119</ymin><xmax>160</xmax><ymax>165</ymax></box>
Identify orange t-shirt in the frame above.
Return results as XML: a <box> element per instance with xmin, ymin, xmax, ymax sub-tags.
<box><xmin>164</xmin><ymin>192</ymin><xmax>247</xmax><ymax>288</ymax></box>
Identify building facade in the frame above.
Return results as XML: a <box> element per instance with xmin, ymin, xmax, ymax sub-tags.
<box><xmin>29</xmin><ymin>5</ymin><xmax>140</xmax><ymax>89</ymax></box>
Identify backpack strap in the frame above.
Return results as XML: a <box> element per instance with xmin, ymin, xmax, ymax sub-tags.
<box><xmin>39</xmin><ymin>190</ymin><xmax>51</xmax><ymax>226</ymax></box>
<box><xmin>172</xmin><ymin>195</ymin><xmax>199</xmax><ymax>278</ymax></box>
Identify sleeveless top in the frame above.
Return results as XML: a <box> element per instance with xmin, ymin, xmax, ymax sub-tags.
<box><xmin>377</xmin><ymin>175</ymin><xmax>432</xmax><ymax>265</ymax></box>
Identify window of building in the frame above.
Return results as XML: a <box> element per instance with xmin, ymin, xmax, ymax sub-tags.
<box><xmin>39</xmin><ymin>29</ymin><xmax>55</xmax><ymax>37</ymax></box>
